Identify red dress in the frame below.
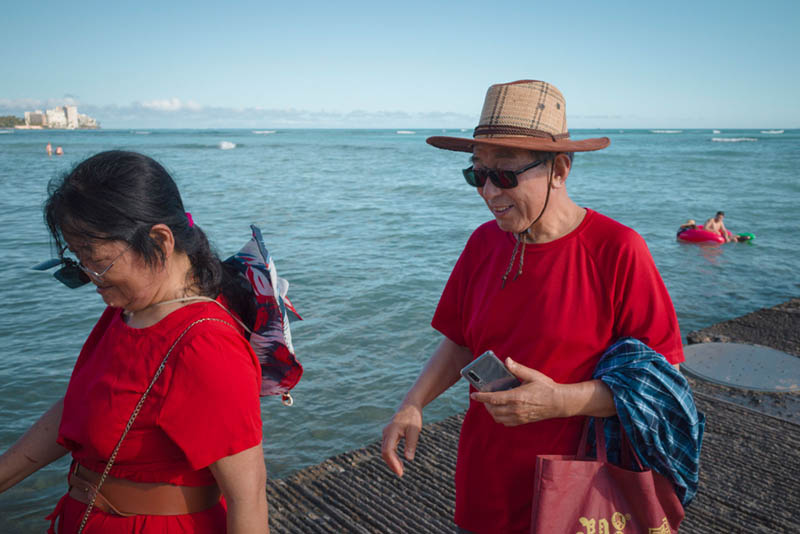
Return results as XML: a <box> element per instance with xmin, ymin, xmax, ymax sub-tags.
<box><xmin>48</xmin><ymin>301</ymin><xmax>263</xmax><ymax>533</ymax></box>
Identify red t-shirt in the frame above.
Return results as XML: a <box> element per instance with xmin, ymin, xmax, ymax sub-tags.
<box><xmin>432</xmin><ymin>209</ymin><xmax>683</xmax><ymax>534</ymax></box>
<box><xmin>53</xmin><ymin>300</ymin><xmax>262</xmax><ymax>533</ymax></box>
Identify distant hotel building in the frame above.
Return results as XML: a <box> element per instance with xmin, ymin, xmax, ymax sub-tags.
<box><xmin>22</xmin><ymin>106</ymin><xmax>98</xmax><ymax>129</ymax></box>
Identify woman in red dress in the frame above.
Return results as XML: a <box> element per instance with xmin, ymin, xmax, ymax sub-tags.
<box><xmin>0</xmin><ymin>151</ymin><xmax>269</xmax><ymax>533</ymax></box>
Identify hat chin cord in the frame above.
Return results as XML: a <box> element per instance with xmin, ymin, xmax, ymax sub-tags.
<box><xmin>500</xmin><ymin>163</ymin><xmax>554</xmax><ymax>289</ymax></box>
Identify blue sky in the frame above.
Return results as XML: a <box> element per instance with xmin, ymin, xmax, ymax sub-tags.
<box><xmin>2</xmin><ymin>0</ymin><xmax>798</xmax><ymax>128</ymax></box>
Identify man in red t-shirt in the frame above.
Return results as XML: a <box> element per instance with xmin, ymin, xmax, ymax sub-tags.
<box><xmin>381</xmin><ymin>80</ymin><xmax>684</xmax><ymax>533</ymax></box>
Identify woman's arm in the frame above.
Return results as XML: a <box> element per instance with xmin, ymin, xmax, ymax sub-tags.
<box><xmin>209</xmin><ymin>442</ymin><xmax>269</xmax><ymax>534</ymax></box>
<box><xmin>381</xmin><ymin>337</ymin><xmax>473</xmax><ymax>476</ymax></box>
<box><xmin>0</xmin><ymin>399</ymin><xmax>69</xmax><ymax>492</ymax></box>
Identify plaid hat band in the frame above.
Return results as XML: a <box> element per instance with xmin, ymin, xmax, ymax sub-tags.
<box><xmin>473</xmin><ymin>125</ymin><xmax>571</xmax><ymax>140</ymax></box>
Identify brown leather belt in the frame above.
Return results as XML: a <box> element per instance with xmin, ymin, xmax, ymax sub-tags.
<box><xmin>68</xmin><ymin>463</ymin><xmax>221</xmax><ymax>516</ymax></box>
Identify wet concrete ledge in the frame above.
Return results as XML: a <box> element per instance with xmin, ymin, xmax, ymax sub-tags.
<box><xmin>267</xmin><ymin>299</ymin><xmax>800</xmax><ymax>533</ymax></box>
<box><xmin>686</xmin><ymin>297</ymin><xmax>800</xmax><ymax>423</ymax></box>
<box><xmin>686</xmin><ymin>298</ymin><xmax>800</xmax><ymax>356</ymax></box>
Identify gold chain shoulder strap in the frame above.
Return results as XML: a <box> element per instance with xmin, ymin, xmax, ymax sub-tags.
<box><xmin>77</xmin><ymin>317</ymin><xmax>236</xmax><ymax>532</ymax></box>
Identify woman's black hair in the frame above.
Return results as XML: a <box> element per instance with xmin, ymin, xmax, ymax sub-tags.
<box><xmin>44</xmin><ymin>150</ymin><xmax>254</xmax><ymax>325</ymax></box>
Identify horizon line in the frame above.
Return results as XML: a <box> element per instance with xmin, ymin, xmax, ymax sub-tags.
<box><xmin>2</xmin><ymin>126</ymin><xmax>796</xmax><ymax>131</ymax></box>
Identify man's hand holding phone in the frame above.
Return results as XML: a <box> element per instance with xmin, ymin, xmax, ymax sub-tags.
<box><xmin>466</xmin><ymin>353</ymin><xmax>566</xmax><ymax>426</ymax></box>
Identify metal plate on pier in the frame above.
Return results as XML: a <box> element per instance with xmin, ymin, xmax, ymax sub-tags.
<box><xmin>682</xmin><ymin>342</ymin><xmax>800</xmax><ymax>392</ymax></box>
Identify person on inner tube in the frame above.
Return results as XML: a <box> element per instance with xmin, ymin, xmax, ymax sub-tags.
<box><xmin>678</xmin><ymin>219</ymin><xmax>697</xmax><ymax>234</ymax></box>
<box><xmin>703</xmin><ymin>211</ymin><xmax>734</xmax><ymax>243</ymax></box>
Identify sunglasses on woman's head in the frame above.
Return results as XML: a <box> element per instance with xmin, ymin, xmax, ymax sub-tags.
<box><xmin>462</xmin><ymin>159</ymin><xmax>546</xmax><ymax>189</ymax></box>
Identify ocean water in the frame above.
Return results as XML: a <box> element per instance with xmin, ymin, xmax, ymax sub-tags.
<box><xmin>0</xmin><ymin>128</ymin><xmax>798</xmax><ymax>530</ymax></box>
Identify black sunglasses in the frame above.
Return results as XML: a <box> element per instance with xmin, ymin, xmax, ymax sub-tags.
<box><xmin>462</xmin><ymin>159</ymin><xmax>546</xmax><ymax>189</ymax></box>
<box><xmin>32</xmin><ymin>245</ymin><xmax>130</xmax><ymax>289</ymax></box>
<box><xmin>31</xmin><ymin>257</ymin><xmax>90</xmax><ymax>288</ymax></box>
<box><xmin>53</xmin><ymin>258</ymin><xmax>93</xmax><ymax>288</ymax></box>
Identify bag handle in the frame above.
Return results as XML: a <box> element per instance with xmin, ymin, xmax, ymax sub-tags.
<box><xmin>76</xmin><ymin>317</ymin><xmax>236</xmax><ymax>533</ymax></box>
<box><xmin>578</xmin><ymin>417</ymin><xmax>646</xmax><ymax>471</ymax></box>
<box><xmin>576</xmin><ymin>418</ymin><xmax>607</xmax><ymax>462</ymax></box>
<box><xmin>619</xmin><ymin>420</ymin><xmax>645</xmax><ymax>471</ymax></box>
<box><xmin>595</xmin><ymin>418</ymin><xmax>608</xmax><ymax>463</ymax></box>
<box><xmin>577</xmin><ymin>419</ymin><xmax>590</xmax><ymax>459</ymax></box>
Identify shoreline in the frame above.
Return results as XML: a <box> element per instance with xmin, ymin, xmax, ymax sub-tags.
<box><xmin>12</xmin><ymin>125</ymin><xmax>100</xmax><ymax>130</ymax></box>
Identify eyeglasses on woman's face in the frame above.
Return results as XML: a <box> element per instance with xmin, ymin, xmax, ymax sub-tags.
<box><xmin>462</xmin><ymin>159</ymin><xmax>546</xmax><ymax>189</ymax></box>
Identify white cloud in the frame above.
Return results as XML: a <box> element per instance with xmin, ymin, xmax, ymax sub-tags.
<box><xmin>140</xmin><ymin>98</ymin><xmax>187</xmax><ymax>112</ymax></box>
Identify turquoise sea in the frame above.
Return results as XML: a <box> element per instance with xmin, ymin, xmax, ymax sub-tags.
<box><xmin>0</xmin><ymin>128</ymin><xmax>798</xmax><ymax>530</ymax></box>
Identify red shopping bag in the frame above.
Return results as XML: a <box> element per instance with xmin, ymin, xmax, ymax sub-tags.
<box><xmin>530</xmin><ymin>418</ymin><xmax>684</xmax><ymax>534</ymax></box>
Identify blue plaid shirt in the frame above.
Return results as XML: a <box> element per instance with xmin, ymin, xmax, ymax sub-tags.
<box><xmin>591</xmin><ymin>337</ymin><xmax>705</xmax><ymax>506</ymax></box>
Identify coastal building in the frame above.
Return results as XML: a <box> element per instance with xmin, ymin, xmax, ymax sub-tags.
<box><xmin>45</xmin><ymin>107</ymin><xmax>68</xmax><ymax>128</ymax></box>
<box><xmin>24</xmin><ymin>111</ymin><xmax>47</xmax><ymax>127</ymax></box>
<box><xmin>77</xmin><ymin>112</ymin><xmax>98</xmax><ymax>128</ymax></box>
<box><xmin>22</xmin><ymin>106</ymin><xmax>98</xmax><ymax>129</ymax></box>
<box><xmin>65</xmin><ymin>106</ymin><xmax>78</xmax><ymax>129</ymax></box>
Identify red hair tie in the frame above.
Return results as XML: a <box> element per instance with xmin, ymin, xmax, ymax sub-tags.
<box><xmin>186</xmin><ymin>212</ymin><xmax>194</xmax><ymax>228</ymax></box>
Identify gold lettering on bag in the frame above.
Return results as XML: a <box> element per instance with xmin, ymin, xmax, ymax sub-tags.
<box><xmin>576</xmin><ymin>517</ymin><xmax>596</xmax><ymax>534</ymax></box>
<box><xmin>577</xmin><ymin>512</ymin><xmax>633</xmax><ymax>534</ymax></box>
<box><xmin>576</xmin><ymin>517</ymin><xmax>609</xmax><ymax>534</ymax></box>
<box><xmin>611</xmin><ymin>511</ymin><xmax>627</xmax><ymax>533</ymax></box>
<box><xmin>648</xmin><ymin>517</ymin><xmax>671</xmax><ymax>534</ymax></box>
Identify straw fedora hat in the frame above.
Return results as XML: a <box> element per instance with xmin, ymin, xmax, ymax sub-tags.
<box><xmin>427</xmin><ymin>80</ymin><xmax>610</xmax><ymax>153</ymax></box>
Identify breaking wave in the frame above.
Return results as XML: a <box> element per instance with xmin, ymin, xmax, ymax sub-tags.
<box><xmin>396</xmin><ymin>130</ymin><xmax>415</xmax><ymax>134</ymax></box>
<box><xmin>650</xmin><ymin>130</ymin><xmax>682</xmax><ymax>134</ymax></box>
<box><xmin>711</xmin><ymin>137</ymin><xmax>757</xmax><ymax>143</ymax></box>
<box><xmin>761</xmin><ymin>129</ymin><xmax>784</xmax><ymax>134</ymax></box>
<box><xmin>219</xmin><ymin>141</ymin><xmax>236</xmax><ymax>150</ymax></box>
<box><xmin>253</xmin><ymin>130</ymin><xmax>276</xmax><ymax>134</ymax></box>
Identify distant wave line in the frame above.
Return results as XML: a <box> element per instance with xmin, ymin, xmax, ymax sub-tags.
<box><xmin>396</xmin><ymin>130</ymin><xmax>416</xmax><ymax>134</ymax></box>
<box><xmin>219</xmin><ymin>141</ymin><xmax>236</xmax><ymax>150</ymax></box>
<box><xmin>253</xmin><ymin>130</ymin><xmax>276</xmax><ymax>134</ymax></box>
<box><xmin>711</xmin><ymin>137</ymin><xmax>757</xmax><ymax>143</ymax></box>
<box><xmin>169</xmin><ymin>143</ymin><xmax>247</xmax><ymax>149</ymax></box>
<box><xmin>650</xmin><ymin>129</ymin><xmax>682</xmax><ymax>134</ymax></box>
<box><xmin>761</xmin><ymin>129</ymin><xmax>784</xmax><ymax>134</ymax></box>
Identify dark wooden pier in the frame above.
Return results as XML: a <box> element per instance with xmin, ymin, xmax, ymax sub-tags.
<box><xmin>267</xmin><ymin>299</ymin><xmax>800</xmax><ymax>533</ymax></box>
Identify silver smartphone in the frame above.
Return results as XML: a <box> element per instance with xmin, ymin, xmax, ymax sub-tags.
<box><xmin>460</xmin><ymin>350</ymin><xmax>521</xmax><ymax>392</ymax></box>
